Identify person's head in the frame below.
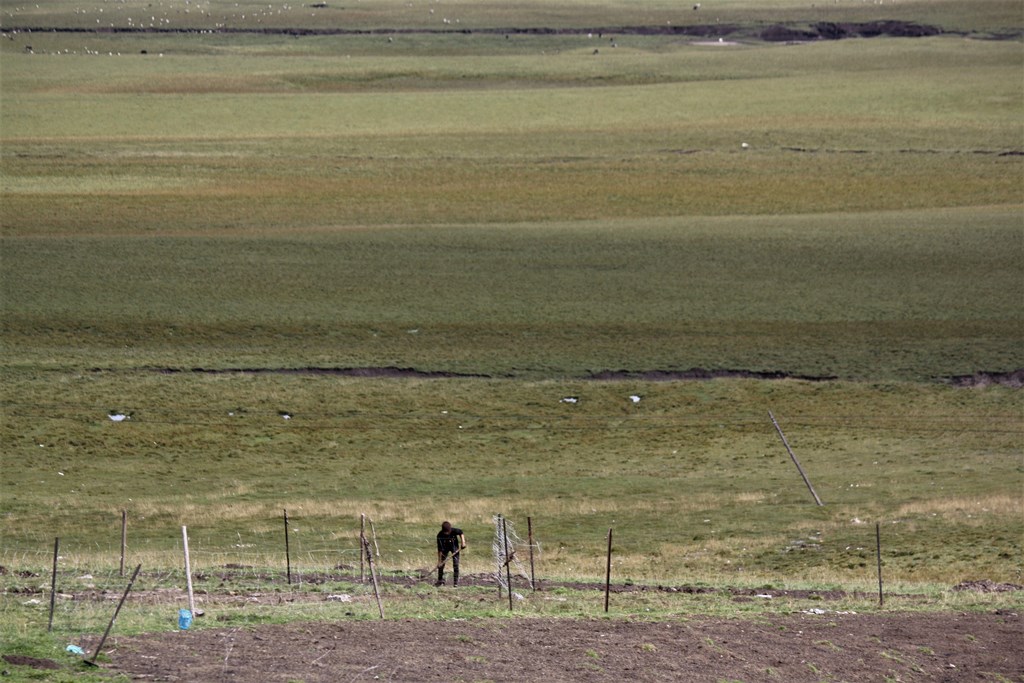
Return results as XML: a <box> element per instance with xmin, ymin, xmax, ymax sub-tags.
<box><xmin>441</xmin><ymin>521</ymin><xmax>452</xmax><ymax>533</ymax></box>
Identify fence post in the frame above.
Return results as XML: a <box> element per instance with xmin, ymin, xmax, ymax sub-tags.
<box><xmin>769</xmin><ymin>410</ymin><xmax>824</xmax><ymax>506</ymax></box>
<box><xmin>604</xmin><ymin>528</ymin><xmax>613</xmax><ymax>613</ymax></box>
<box><xmin>527</xmin><ymin>516</ymin><xmax>536</xmax><ymax>591</ymax></box>
<box><xmin>362</xmin><ymin>536</ymin><xmax>384</xmax><ymax>619</ymax></box>
<box><xmin>47</xmin><ymin>537</ymin><xmax>59</xmax><ymax>632</ymax></box>
<box><xmin>876</xmin><ymin>522</ymin><xmax>884</xmax><ymax>607</ymax></box>
<box><xmin>182</xmin><ymin>526</ymin><xmax>199</xmax><ymax>617</ymax></box>
<box><xmin>359</xmin><ymin>514</ymin><xmax>366</xmax><ymax>582</ymax></box>
<box><xmin>502</xmin><ymin>517</ymin><xmax>513</xmax><ymax>611</ymax></box>
<box><xmin>120</xmin><ymin>510</ymin><xmax>127</xmax><ymax>577</ymax></box>
<box><xmin>87</xmin><ymin>564</ymin><xmax>142</xmax><ymax>666</ymax></box>
<box><xmin>283</xmin><ymin>509</ymin><xmax>292</xmax><ymax>585</ymax></box>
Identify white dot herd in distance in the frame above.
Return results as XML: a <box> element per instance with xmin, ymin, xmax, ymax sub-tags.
<box><xmin>4</xmin><ymin>0</ymin><xmax>766</xmax><ymax>53</ymax></box>
<box><xmin>6</xmin><ymin>0</ymin><xmax>758</xmax><ymax>41</ymax></box>
<box><xmin>101</xmin><ymin>394</ymin><xmax>647</xmax><ymax>424</ymax></box>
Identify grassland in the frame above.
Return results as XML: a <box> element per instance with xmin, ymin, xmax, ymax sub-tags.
<box><xmin>0</xmin><ymin>3</ymin><xmax>1022</xmax><ymax>666</ymax></box>
<box><xmin>2</xmin><ymin>32</ymin><xmax>1022</xmax><ymax>378</ymax></box>
<box><xmin>3</xmin><ymin>372</ymin><xmax>1022</xmax><ymax>583</ymax></box>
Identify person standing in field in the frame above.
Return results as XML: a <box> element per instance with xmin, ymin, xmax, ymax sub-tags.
<box><xmin>436</xmin><ymin>521</ymin><xmax>466</xmax><ymax>587</ymax></box>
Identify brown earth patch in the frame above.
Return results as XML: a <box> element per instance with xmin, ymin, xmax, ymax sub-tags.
<box><xmin>587</xmin><ymin>368</ymin><xmax>837</xmax><ymax>382</ymax></box>
<box><xmin>1</xmin><ymin>654</ymin><xmax>61</xmax><ymax>670</ymax></box>
<box><xmin>150</xmin><ymin>366</ymin><xmax>843</xmax><ymax>381</ymax></box>
<box><xmin>5</xmin><ymin>20</ymin><xmax>985</xmax><ymax>42</ymax></box>
<box><xmin>151</xmin><ymin>366</ymin><xmax>492</xmax><ymax>379</ymax></box>
<box><xmin>109</xmin><ymin>366</ymin><xmax>1024</xmax><ymax>387</ymax></box>
<box><xmin>954</xmin><ymin>580</ymin><xmax>1024</xmax><ymax>593</ymax></box>
<box><xmin>943</xmin><ymin>370</ymin><xmax>1024</xmax><ymax>388</ymax></box>
<box><xmin>80</xmin><ymin>611</ymin><xmax>1022</xmax><ymax>682</ymax></box>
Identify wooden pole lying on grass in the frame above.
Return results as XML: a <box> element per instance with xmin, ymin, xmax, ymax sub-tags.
<box><xmin>283</xmin><ymin>509</ymin><xmax>292</xmax><ymax>585</ymax></box>
<box><xmin>48</xmin><ymin>537</ymin><xmax>59</xmax><ymax>632</ymax></box>
<box><xmin>120</xmin><ymin>510</ymin><xmax>127</xmax><ymax>578</ymax></box>
<box><xmin>604</xmin><ymin>528</ymin><xmax>613</xmax><ymax>613</ymax></box>
<box><xmin>362</xmin><ymin>536</ymin><xmax>384</xmax><ymax>619</ymax></box>
<box><xmin>87</xmin><ymin>564</ymin><xmax>141</xmax><ymax>667</ymax></box>
<box><xmin>876</xmin><ymin>522</ymin><xmax>884</xmax><ymax>607</ymax></box>
<box><xmin>527</xmin><ymin>516</ymin><xmax>536</xmax><ymax>591</ymax></box>
<box><xmin>768</xmin><ymin>410</ymin><xmax>824</xmax><ymax>506</ymax></box>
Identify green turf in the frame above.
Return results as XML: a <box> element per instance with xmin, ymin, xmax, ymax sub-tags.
<box><xmin>2</xmin><ymin>207</ymin><xmax>1022</xmax><ymax>379</ymax></box>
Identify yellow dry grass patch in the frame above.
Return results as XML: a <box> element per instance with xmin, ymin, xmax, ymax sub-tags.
<box><xmin>896</xmin><ymin>495</ymin><xmax>1020</xmax><ymax>522</ymax></box>
<box><xmin>122</xmin><ymin>491</ymin><xmax>776</xmax><ymax>528</ymax></box>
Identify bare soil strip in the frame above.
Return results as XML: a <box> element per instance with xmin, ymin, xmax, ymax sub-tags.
<box><xmin>74</xmin><ymin>611</ymin><xmax>1023</xmax><ymax>682</ymax></box>
<box><xmin>134</xmin><ymin>366</ymin><xmax>1024</xmax><ymax>386</ymax></box>
<box><xmin>8</xmin><ymin>20</ymin><xmax>1009</xmax><ymax>41</ymax></box>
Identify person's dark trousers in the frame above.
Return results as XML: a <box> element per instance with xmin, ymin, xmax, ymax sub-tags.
<box><xmin>437</xmin><ymin>552</ymin><xmax>460</xmax><ymax>586</ymax></box>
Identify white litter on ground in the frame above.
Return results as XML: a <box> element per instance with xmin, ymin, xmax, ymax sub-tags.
<box><xmin>108</xmin><ymin>413</ymin><xmax>129</xmax><ymax>422</ymax></box>
<box><xmin>629</xmin><ymin>395</ymin><xmax>641</xmax><ymax>403</ymax></box>
<box><xmin>560</xmin><ymin>397</ymin><xmax>578</xmax><ymax>404</ymax></box>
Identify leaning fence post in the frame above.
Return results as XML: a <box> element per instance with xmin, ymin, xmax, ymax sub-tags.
<box><xmin>87</xmin><ymin>564</ymin><xmax>141</xmax><ymax>667</ymax></box>
<box><xmin>769</xmin><ymin>410</ymin><xmax>824</xmax><ymax>506</ymax></box>
<box><xmin>362</xmin><ymin>535</ymin><xmax>384</xmax><ymax>619</ymax></box>
<box><xmin>369</xmin><ymin>518</ymin><xmax>380</xmax><ymax>558</ymax></box>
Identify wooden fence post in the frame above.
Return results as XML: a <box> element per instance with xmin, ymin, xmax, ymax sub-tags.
<box><xmin>527</xmin><ymin>516</ymin><xmax>536</xmax><ymax>591</ymax></box>
<box><xmin>87</xmin><ymin>564</ymin><xmax>141</xmax><ymax>666</ymax></box>
<box><xmin>182</xmin><ymin>526</ymin><xmax>201</xmax><ymax>617</ymax></box>
<box><xmin>362</xmin><ymin>536</ymin><xmax>384</xmax><ymax>619</ymax></box>
<box><xmin>604</xmin><ymin>528</ymin><xmax>613</xmax><ymax>613</ymax></box>
<box><xmin>876</xmin><ymin>522</ymin><xmax>884</xmax><ymax>607</ymax></box>
<box><xmin>283</xmin><ymin>509</ymin><xmax>292</xmax><ymax>585</ymax></box>
<box><xmin>359</xmin><ymin>514</ymin><xmax>366</xmax><ymax>582</ymax></box>
<box><xmin>502</xmin><ymin>517</ymin><xmax>513</xmax><ymax>611</ymax></box>
<box><xmin>369</xmin><ymin>518</ymin><xmax>380</xmax><ymax>558</ymax></box>
<box><xmin>47</xmin><ymin>537</ymin><xmax>59</xmax><ymax>632</ymax></box>
<box><xmin>496</xmin><ymin>515</ymin><xmax>503</xmax><ymax>599</ymax></box>
<box><xmin>120</xmin><ymin>510</ymin><xmax>127</xmax><ymax>577</ymax></box>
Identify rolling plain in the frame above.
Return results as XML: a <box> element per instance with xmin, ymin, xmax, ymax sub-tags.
<box><xmin>1</xmin><ymin>0</ymin><xmax>1022</xmax><ymax>680</ymax></box>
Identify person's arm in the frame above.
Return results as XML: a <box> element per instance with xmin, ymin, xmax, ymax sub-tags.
<box><xmin>459</xmin><ymin>533</ymin><xmax>466</xmax><ymax>550</ymax></box>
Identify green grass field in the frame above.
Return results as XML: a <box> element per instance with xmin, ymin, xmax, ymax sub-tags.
<box><xmin>0</xmin><ymin>2</ymin><xmax>1021</xmax><ymax>659</ymax></box>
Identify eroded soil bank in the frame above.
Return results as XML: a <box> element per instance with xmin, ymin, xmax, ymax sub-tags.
<box><xmin>8</xmin><ymin>20</ymin><xmax>1018</xmax><ymax>41</ymax></box>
